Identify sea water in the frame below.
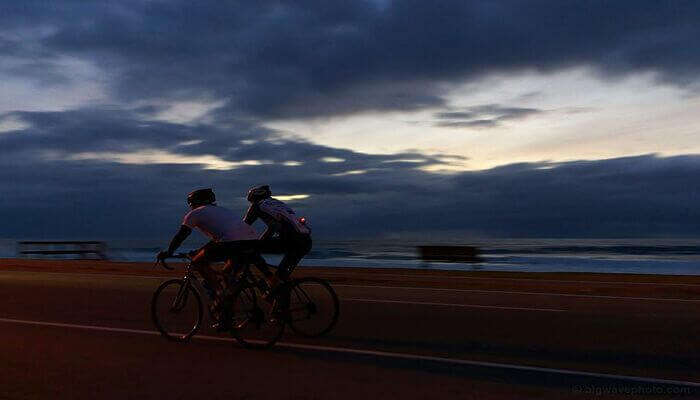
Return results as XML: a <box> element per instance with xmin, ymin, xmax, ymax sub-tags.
<box><xmin>1</xmin><ymin>238</ymin><xmax>699</xmax><ymax>275</ymax></box>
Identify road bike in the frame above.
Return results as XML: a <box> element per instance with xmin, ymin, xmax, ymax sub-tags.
<box><xmin>151</xmin><ymin>253</ymin><xmax>340</xmax><ymax>349</ymax></box>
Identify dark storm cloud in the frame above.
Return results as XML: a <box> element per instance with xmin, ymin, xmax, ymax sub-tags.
<box><xmin>2</xmin><ymin>2</ymin><xmax>700</xmax><ymax>239</ymax></box>
<box><xmin>435</xmin><ymin>112</ymin><xmax>477</xmax><ymax>120</ymax></box>
<box><xmin>436</xmin><ymin>119</ymin><xmax>498</xmax><ymax>128</ymax></box>
<box><xmin>1</xmin><ymin>109</ymin><xmax>698</xmax><ymax>238</ymax></box>
<box><xmin>325</xmin><ymin>154</ymin><xmax>700</xmax><ymax>238</ymax></box>
<box><xmin>2</xmin><ymin>1</ymin><xmax>700</xmax><ymax>118</ymax></box>
<box><xmin>0</xmin><ymin>107</ymin><xmax>456</xmax><ymax>237</ymax></box>
<box><xmin>0</xmin><ymin>106</ymin><xmax>454</xmax><ymax>194</ymax></box>
<box><xmin>0</xmin><ymin>108</ymin><xmax>451</xmax><ymax>178</ymax></box>
<box><xmin>434</xmin><ymin>104</ymin><xmax>542</xmax><ymax>128</ymax></box>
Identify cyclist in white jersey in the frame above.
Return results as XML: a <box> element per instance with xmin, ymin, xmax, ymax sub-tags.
<box><xmin>158</xmin><ymin>188</ymin><xmax>264</xmax><ymax>322</ymax></box>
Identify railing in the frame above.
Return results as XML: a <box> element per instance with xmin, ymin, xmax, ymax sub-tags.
<box><xmin>17</xmin><ymin>241</ymin><xmax>108</xmax><ymax>260</ymax></box>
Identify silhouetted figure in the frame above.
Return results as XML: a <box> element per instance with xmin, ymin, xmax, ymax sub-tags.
<box><xmin>244</xmin><ymin>185</ymin><xmax>312</xmax><ymax>289</ymax></box>
<box><xmin>158</xmin><ymin>188</ymin><xmax>263</xmax><ymax>324</ymax></box>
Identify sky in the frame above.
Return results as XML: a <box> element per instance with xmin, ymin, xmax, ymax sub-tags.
<box><xmin>1</xmin><ymin>1</ymin><xmax>699</xmax><ymax>240</ymax></box>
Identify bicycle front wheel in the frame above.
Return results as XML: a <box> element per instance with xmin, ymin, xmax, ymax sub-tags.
<box><xmin>287</xmin><ymin>277</ymin><xmax>340</xmax><ymax>337</ymax></box>
<box><xmin>228</xmin><ymin>283</ymin><xmax>285</xmax><ymax>349</ymax></box>
<box><xmin>151</xmin><ymin>279</ymin><xmax>203</xmax><ymax>342</ymax></box>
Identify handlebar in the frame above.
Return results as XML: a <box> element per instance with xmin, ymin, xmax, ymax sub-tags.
<box><xmin>154</xmin><ymin>252</ymin><xmax>191</xmax><ymax>271</ymax></box>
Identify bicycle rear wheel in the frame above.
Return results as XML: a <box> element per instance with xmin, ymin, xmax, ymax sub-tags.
<box><xmin>287</xmin><ymin>277</ymin><xmax>339</xmax><ymax>337</ymax></box>
<box><xmin>228</xmin><ymin>283</ymin><xmax>285</xmax><ymax>349</ymax></box>
<box><xmin>151</xmin><ymin>279</ymin><xmax>203</xmax><ymax>342</ymax></box>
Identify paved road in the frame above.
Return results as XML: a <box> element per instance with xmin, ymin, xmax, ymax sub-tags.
<box><xmin>1</xmin><ymin>266</ymin><xmax>699</xmax><ymax>399</ymax></box>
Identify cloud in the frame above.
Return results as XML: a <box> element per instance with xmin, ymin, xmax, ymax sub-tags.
<box><xmin>274</xmin><ymin>194</ymin><xmax>310</xmax><ymax>202</ymax></box>
<box><xmin>0</xmin><ymin>108</ymin><xmax>698</xmax><ymax>238</ymax></box>
<box><xmin>1</xmin><ymin>3</ymin><xmax>699</xmax><ymax>239</ymax></box>
<box><xmin>436</xmin><ymin>119</ymin><xmax>498</xmax><ymax>129</ymax></box>
<box><xmin>0</xmin><ymin>106</ymin><xmax>455</xmax><ymax>237</ymax></box>
<box><xmin>434</xmin><ymin>104</ymin><xmax>543</xmax><ymax>128</ymax></box>
<box><xmin>0</xmin><ymin>107</ymin><xmax>455</xmax><ymax>174</ymax></box>
<box><xmin>2</xmin><ymin>1</ymin><xmax>699</xmax><ymax>119</ymax></box>
<box><xmin>328</xmin><ymin>154</ymin><xmax>700</xmax><ymax>238</ymax></box>
<box><xmin>0</xmin><ymin>114</ymin><xmax>29</xmax><ymax>133</ymax></box>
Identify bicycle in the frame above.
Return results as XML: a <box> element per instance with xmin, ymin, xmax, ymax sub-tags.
<box><xmin>151</xmin><ymin>252</ymin><xmax>340</xmax><ymax>349</ymax></box>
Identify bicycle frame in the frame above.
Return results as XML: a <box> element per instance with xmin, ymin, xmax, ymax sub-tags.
<box><xmin>153</xmin><ymin>252</ymin><xmax>339</xmax><ymax>346</ymax></box>
<box><xmin>173</xmin><ymin>267</ymin><xmax>199</xmax><ymax>310</ymax></box>
<box><xmin>171</xmin><ymin>258</ymin><xmax>261</xmax><ymax>313</ymax></box>
<box><xmin>158</xmin><ymin>253</ymin><xmax>322</xmax><ymax>315</ymax></box>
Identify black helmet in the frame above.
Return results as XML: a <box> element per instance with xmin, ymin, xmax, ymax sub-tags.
<box><xmin>246</xmin><ymin>185</ymin><xmax>271</xmax><ymax>202</ymax></box>
<box><xmin>187</xmin><ymin>188</ymin><xmax>216</xmax><ymax>208</ymax></box>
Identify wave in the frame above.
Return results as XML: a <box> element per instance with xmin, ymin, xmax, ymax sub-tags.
<box><xmin>482</xmin><ymin>245</ymin><xmax>700</xmax><ymax>256</ymax></box>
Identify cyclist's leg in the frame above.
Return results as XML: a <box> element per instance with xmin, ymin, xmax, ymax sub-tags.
<box><xmin>277</xmin><ymin>253</ymin><xmax>298</xmax><ymax>281</ymax></box>
<box><xmin>191</xmin><ymin>242</ymin><xmax>222</xmax><ymax>290</ymax></box>
<box><xmin>277</xmin><ymin>234</ymin><xmax>312</xmax><ymax>280</ymax></box>
<box><xmin>203</xmin><ymin>242</ymin><xmax>249</xmax><ymax>326</ymax></box>
<box><xmin>243</xmin><ymin>240</ymin><xmax>274</xmax><ymax>278</ymax></box>
<box><xmin>222</xmin><ymin>240</ymin><xmax>270</xmax><ymax>280</ymax></box>
<box><xmin>190</xmin><ymin>244</ymin><xmax>229</xmax><ymax>326</ymax></box>
<box><xmin>253</xmin><ymin>254</ymin><xmax>275</xmax><ymax>278</ymax></box>
<box><xmin>221</xmin><ymin>258</ymin><xmax>235</xmax><ymax>274</ymax></box>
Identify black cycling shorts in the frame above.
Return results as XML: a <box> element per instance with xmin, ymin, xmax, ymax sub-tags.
<box><xmin>278</xmin><ymin>233</ymin><xmax>312</xmax><ymax>277</ymax></box>
<box><xmin>200</xmin><ymin>240</ymin><xmax>264</xmax><ymax>265</ymax></box>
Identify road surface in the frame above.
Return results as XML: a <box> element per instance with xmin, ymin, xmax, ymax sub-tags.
<box><xmin>1</xmin><ymin>260</ymin><xmax>699</xmax><ymax>399</ymax></box>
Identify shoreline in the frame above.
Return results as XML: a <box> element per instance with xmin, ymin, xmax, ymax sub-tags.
<box><xmin>3</xmin><ymin>258</ymin><xmax>700</xmax><ymax>284</ymax></box>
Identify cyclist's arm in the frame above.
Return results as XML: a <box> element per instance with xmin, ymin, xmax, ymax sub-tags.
<box><xmin>243</xmin><ymin>204</ymin><xmax>258</xmax><ymax>225</ymax></box>
<box><xmin>259</xmin><ymin>226</ymin><xmax>274</xmax><ymax>241</ymax></box>
<box><xmin>166</xmin><ymin>225</ymin><xmax>192</xmax><ymax>255</ymax></box>
<box><xmin>245</xmin><ymin>203</ymin><xmax>273</xmax><ymax>240</ymax></box>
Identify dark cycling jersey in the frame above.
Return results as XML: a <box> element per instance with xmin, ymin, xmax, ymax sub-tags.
<box><xmin>244</xmin><ymin>198</ymin><xmax>310</xmax><ymax>240</ymax></box>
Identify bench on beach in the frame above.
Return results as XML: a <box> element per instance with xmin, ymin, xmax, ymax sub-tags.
<box><xmin>17</xmin><ymin>241</ymin><xmax>108</xmax><ymax>260</ymax></box>
<box><xmin>417</xmin><ymin>245</ymin><xmax>481</xmax><ymax>263</ymax></box>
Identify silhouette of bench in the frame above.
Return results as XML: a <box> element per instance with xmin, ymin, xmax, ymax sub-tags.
<box><xmin>17</xmin><ymin>241</ymin><xmax>108</xmax><ymax>260</ymax></box>
<box><xmin>417</xmin><ymin>245</ymin><xmax>481</xmax><ymax>263</ymax></box>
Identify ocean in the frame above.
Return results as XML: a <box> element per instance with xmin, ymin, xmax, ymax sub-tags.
<box><xmin>2</xmin><ymin>237</ymin><xmax>700</xmax><ymax>275</ymax></box>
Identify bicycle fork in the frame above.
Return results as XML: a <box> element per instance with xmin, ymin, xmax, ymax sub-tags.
<box><xmin>170</xmin><ymin>279</ymin><xmax>192</xmax><ymax>312</ymax></box>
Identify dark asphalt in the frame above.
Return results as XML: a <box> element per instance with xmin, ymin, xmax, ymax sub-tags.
<box><xmin>1</xmin><ymin>265</ymin><xmax>699</xmax><ymax>399</ymax></box>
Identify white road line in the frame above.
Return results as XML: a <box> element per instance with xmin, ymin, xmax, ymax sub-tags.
<box><xmin>5</xmin><ymin>269</ymin><xmax>700</xmax><ymax>287</ymax></box>
<box><xmin>0</xmin><ymin>317</ymin><xmax>163</xmax><ymax>337</ymax></box>
<box><xmin>334</xmin><ymin>284</ymin><xmax>700</xmax><ymax>303</ymax></box>
<box><xmin>0</xmin><ymin>270</ymin><xmax>165</xmax><ymax>280</ymax></box>
<box><xmin>313</xmin><ymin>271</ymin><xmax>700</xmax><ymax>287</ymax></box>
<box><xmin>0</xmin><ymin>317</ymin><xmax>698</xmax><ymax>388</ymax></box>
<box><xmin>343</xmin><ymin>298</ymin><xmax>565</xmax><ymax>312</ymax></box>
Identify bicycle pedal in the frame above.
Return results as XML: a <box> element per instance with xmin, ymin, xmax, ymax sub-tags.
<box><xmin>212</xmin><ymin>314</ymin><xmax>232</xmax><ymax>329</ymax></box>
<box><xmin>263</xmin><ymin>291</ymin><xmax>275</xmax><ymax>303</ymax></box>
<box><xmin>268</xmin><ymin>314</ymin><xmax>282</xmax><ymax>324</ymax></box>
<box><xmin>211</xmin><ymin>322</ymin><xmax>230</xmax><ymax>332</ymax></box>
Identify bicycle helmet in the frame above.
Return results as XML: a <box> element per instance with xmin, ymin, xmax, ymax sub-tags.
<box><xmin>187</xmin><ymin>188</ymin><xmax>216</xmax><ymax>208</ymax></box>
<box><xmin>246</xmin><ymin>185</ymin><xmax>271</xmax><ymax>202</ymax></box>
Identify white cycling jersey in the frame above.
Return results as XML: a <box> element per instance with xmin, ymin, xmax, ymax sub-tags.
<box><xmin>183</xmin><ymin>205</ymin><xmax>258</xmax><ymax>242</ymax></box>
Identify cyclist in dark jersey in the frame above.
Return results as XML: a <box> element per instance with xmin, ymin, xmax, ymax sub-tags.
<box><xmin>244</xmin><ymin>185</ymin><xmax>312</xmax><ymax>287</ymax></box>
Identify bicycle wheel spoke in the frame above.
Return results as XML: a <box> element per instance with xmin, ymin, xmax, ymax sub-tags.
<box><xmin>287</xmin><ymin>305</ymin><xmax>310</xmax><ymax>313</ymax></box>
<box><xmin>229</xmin><ymin>285</ymin><xmax>284</xmax><ymax>349</ymax></box>
<box><xmin>287</xmin><ymin>278</ymin><xmax>339</xmax><ymax>338</ymax></box>
<box><xmin>151</xmin><ymin>279</ymin><xmax>203</xmax><ymax>342</ymax></box>
<box><xmin>171</xmin><ymin>285</ymin><xmax>190</xmax><ymax>312</ymax></box>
